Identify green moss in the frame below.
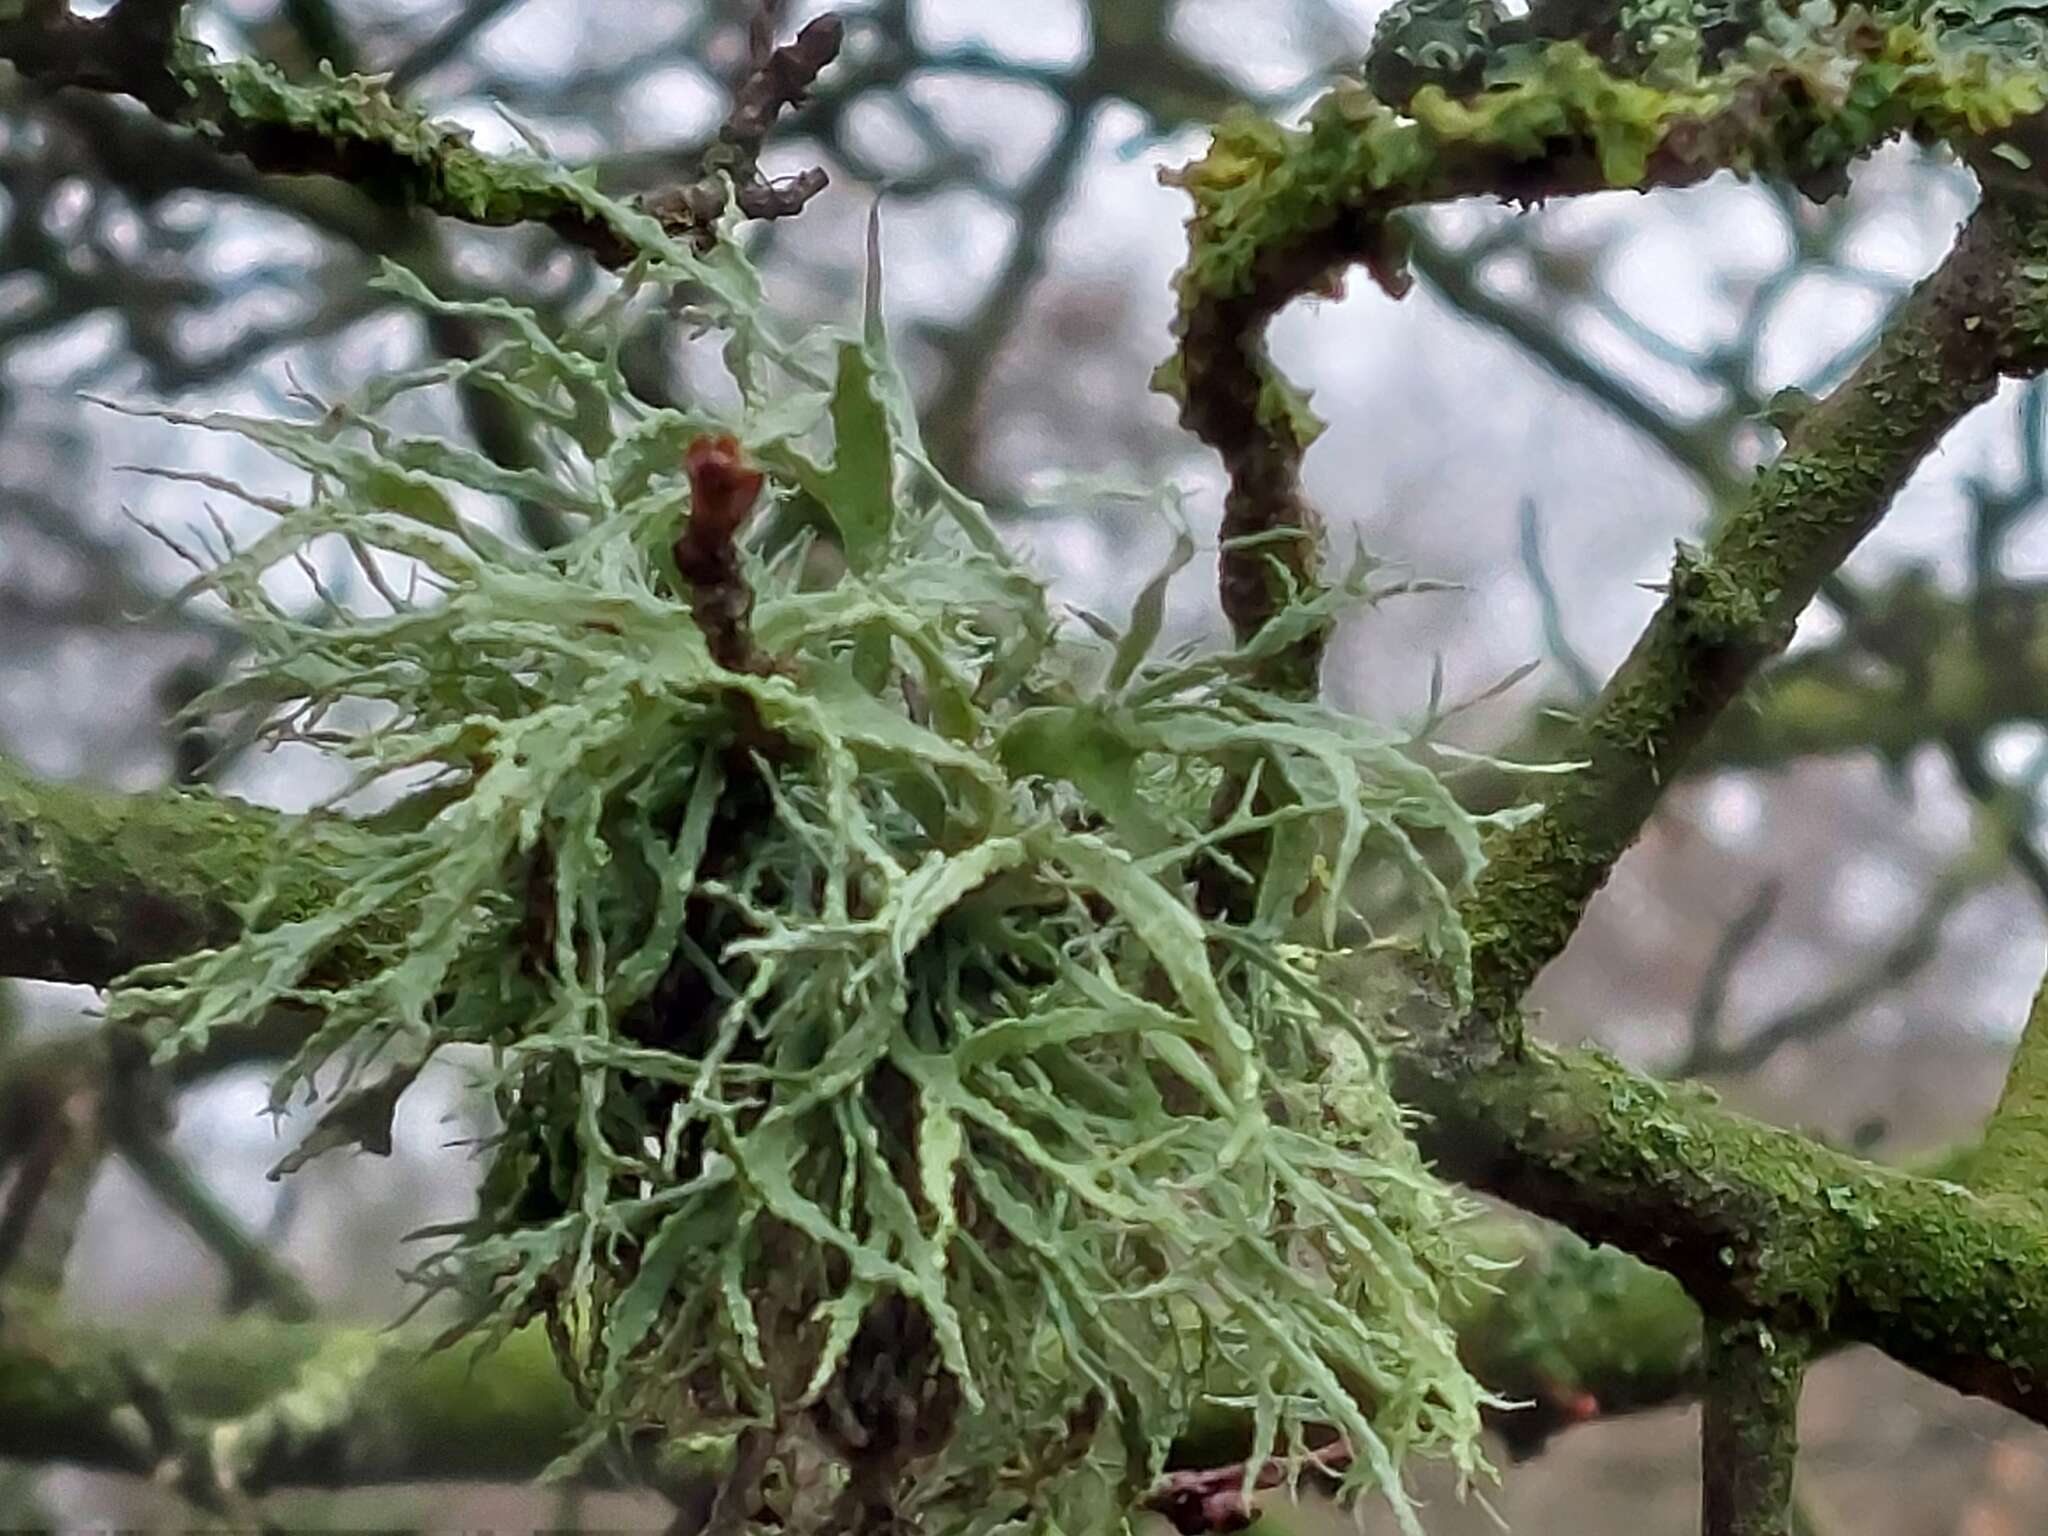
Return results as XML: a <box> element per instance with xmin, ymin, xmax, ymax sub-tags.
<box><xmin>151</xmin><ymin>43</ymin><xmax>644</xmax><ymax>248</ymax></box>
<box><xmin>0</xmin><ymin>753</ymin><xmax>381</xmax><ymax>991</ymax></box>
<box><xmin>1453</xmin><ymin>1228</ymin><xmax>1701</xmax><ymax>1407</ymax></box>
<box><xmin>1256</xmin><ymin>369</ymin><xmax>1327</xmax><ymax>450</ymax></box>
<box><xmin>1965</xmin><ymin>978</ymin><xmax>2048</xmax><ymax>1197</ymax></box>
<box><xmin>0</xmin><ymin>1293</ymin><xmax>146</xmax><ymax>1472</ymax></box>
<box><xmin>1167</xmin><ymin>25</ymin><xmax>2048</xmax><ymax>318</ymax></box>
<box><xmin>1455</xmin><ymin>196</ymin><xmax>2048</xmax><ymax>1032</ymax></box>
<box><xmin>1701</xmin><ymin>1319</ymin><xmax>1807</xmax><ymax>1536</ymax></box>
<box><xmin>1415</xmin><ymin>1040</ymin><xmax>2048</xmax><ymax>1412</ymax></box>
<box><xmin>0</xmin><ymin>1302</ymin><xmax>583</xmax><ymax>1487</ymax></box>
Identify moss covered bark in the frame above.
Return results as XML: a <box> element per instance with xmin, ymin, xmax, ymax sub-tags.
<box><xmin>1701</xmin><ymin>1320</ymin><xmax>1807</xmax><ymax>1536</ymax></box>
<box><xmin>0</xmin><ymin>753</ymin><xmax>367</xmax><ymax>991</ymax></box>
<box><xmin>0</xmin><ymin>1</ymin><xmax>835</xmax><ymax>270</ymax></box>
<box><xmin>11</xmin><ymin>762</ymin><xmax>2048</xmax><ymax>1440</ymax></box>
<box><xmin>1966</xmin><ymin>963</ymin><xmax>2048</xmax><ymax>1197</ymax></box>
<box><xmin>1461</xmin><ymin>194</ymin><xmax>2048</xmax><ymax>1031</ymax></box>
<box><xmin>14</xmin><ymin>0</ymin><xmax>2048</xmax><ymax>1513</ymax></box>
<box><xmin>1399</xmin><ymin>1039</ymin><xmax>2048</xmax><ymax>1425</ymax></box>
<box><xmin>0</xmin><ymin>1248</ymin><xmax>1708</xmax><ymax>1498</ymax></box>
<box><xmin>0</xmin><ymin>1294</ymin><xmax>583</xmax><ymax>1487</ymax></box>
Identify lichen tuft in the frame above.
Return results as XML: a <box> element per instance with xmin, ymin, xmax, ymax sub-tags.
<box><xmin>107</xmin><ymin>197</ymin><xmax>1519</xmax><ymax>1533</ymax></box>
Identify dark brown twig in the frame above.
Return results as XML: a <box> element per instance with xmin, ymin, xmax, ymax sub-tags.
<box><xmin>643</xmin><ymin>12</ymin><xmax>845</xmax><ymax>240</ymax></box>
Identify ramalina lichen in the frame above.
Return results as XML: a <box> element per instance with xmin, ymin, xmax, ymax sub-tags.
<box><xmin>108</xmin><ymin>191</ymin><xmax>1517</xmax><ymax>1534</ymax></box>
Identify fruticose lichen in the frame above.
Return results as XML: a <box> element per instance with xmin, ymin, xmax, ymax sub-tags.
<box><xmin>103</xmin><ymin>188</ymin><xmax>1531</xmax><ymax>1533</ymax></box>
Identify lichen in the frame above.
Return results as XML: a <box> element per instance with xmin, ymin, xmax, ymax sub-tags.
<box><xmin>100</xmin><ymin>189</ymin><xmax>1526</xmax><ymax>1533</ymax></box>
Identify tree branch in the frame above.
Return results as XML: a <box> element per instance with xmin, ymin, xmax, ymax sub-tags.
<box><xmin>1965</xmin><ymin>960</ymin><xmax>2048</xmax><ymax>1197</ymax></box>
<box><xmin>0</xmin><ymin>752</ymin><xmax>365</xmax><ymax>990</ymax></box>
<box><xmin>8</xmin><ymin>756</ymin><xmax>2048</xmax><ymax>1431</ymax></box>
<box><xmin>1397</xmin><ymin>1038</ymin><xmax>2048</xmax><ymax>1426</ymax></box>
<box><xmin>1461</xmin><ymin>194</ymin><xmax>2048</xmax><ymax>1033</ymax></box>
<box><xmin>1701</xmin><ymin>1319</ymin><xmax>1807</xmax><ymax>1536</ymax></box>
<box><xmin>0</xmin><ymin>1297</ymin><xmax>584</xmax><ymax>1489</ymax></box>
<box><xmin>0</xmin><ymin>1233</ymin><xmax>1707</xmax><ymax>1510</ymax></box>
<box><xmin>0</xmin><ymin>2</ymin><xmax>842</xmax><ymax>268</ymax></box>
<box><xmin>113</xmin><ymin>1130</ymin><xmax>317</xmax><ymax>1323</ymax></box>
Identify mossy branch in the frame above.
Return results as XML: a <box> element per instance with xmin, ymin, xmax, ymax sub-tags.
<box><xmin>0</xmin><ymin>1296</ymin><xmax>586</xmax><ymax>1490</ymax></box>
<box><xmin>0</xmin><ymin>0</ymin><xmax>842</xmax><ymax>268</ymax></box>
<box><xmin>0</xmin><ymin>751</ymin><xmax>369</xmax><ymax>993</ymax></box>
<box><xmin>1701</xmin><ymin>1320</ymin><xmax>1808</xmax><ymax>1536</ymax></box>
<box><xmin>0</xmin><ymin>1254</ymin><xmax>1696</xmax><ymax>1511</ymax></box>
<box><xmin>1398</xmin><ymin>1039</ymin><xmax>2048</xmax><ymax>1426</ymax></box>
<box><xmin>1460</xmin><ymin>194</ymin><xmax>2048</xmax><ymax>1033</ymax></box>
<box><xmin>18</xmin><ymin>0</ymin><xmax>2048</xmax><ymax>1514</ymax></box>
<box><xmin>8</xmin><ymin>758</ymin><xmax>2048</xmax><ymax>1430</ymax></box>
<box><xmin>1964</xmin><ymin>960</ymin><xmax>2048</xmax><ymax>1197</ymax></box>
<box><xmin>1163</xmin><ymin>0</ymin><xmax>2048</xmax><ymax>699</ymax></box>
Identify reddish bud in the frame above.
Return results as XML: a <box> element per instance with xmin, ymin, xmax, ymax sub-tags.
<box><xmin>684</xmin><ymin>433</ymin><xmax>765</xmax><ymax>543</ymax></box>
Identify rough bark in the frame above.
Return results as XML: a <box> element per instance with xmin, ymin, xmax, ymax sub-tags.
<box><xmin>1701</xmin><ymin>1321</ymin><xmax>1807</xmax><ymax>1536</ymax></box>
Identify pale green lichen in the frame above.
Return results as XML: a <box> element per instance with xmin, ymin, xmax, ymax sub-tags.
<box><xmin>104</xmin><ymin>191</ymin><xmax>1524</xmax><ymax>1533</ymax></box>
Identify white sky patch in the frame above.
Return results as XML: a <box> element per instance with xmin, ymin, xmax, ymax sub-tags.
<box><xmin>1836</xmin><ymin>145</ymin><xmax>1977</xmax><ymax>279</ymax></box>
<box><xmin>1988</xmin><ymin>724</ymin><xmax>2048</xmax><ymax>780</ymax></box>
<box><xmin>1604</xmin><ymin>218</ymin><xmax>1733</xmax><ymax>357</ymax></box>
<box><xmin>905</xmin><ymin>72</ymin><xmax>1067</xmax><ymax>187</ymax></box>
<box><xmin>1703</xmin><ymin>777</ymin><xmax>1766</xmax><ymax>849</ymax></box>
<box><xmin>1052</xmin><ymin>105</ymin><xmax>1198</xmax><ymax>275</ymax></box>
<box><xmin>43</xmin><ymin>176</ymin><xmax>92</xmax><ymax>239</ymax></box>
<box><xmin>870</xmin><ymin>185</ymin><xmax>1014</xmax><ymax>326</ymax></box>
<box><xmin>1570</xmin><ymin>299</ymin><xmax>1726</xmax><ymax>421</ymax></box>
<box><xmin>187</xmin><ymin>5</ymin><xmax>243</xmax><ymax>56</ymax></box>
<box><xmin>9</xmin><ymin>314</ymin><xmax>121</xmax><ymax>388</ymax></box>
<box><xmin>1785</xmin><ymin>599</ymin><xmax>1844</xmax><ymax>655</ymax></box>
<box><xmin>1753</xmin><ymin>270</ymin><xmax>1892</xmax><ymax>395</ymax></box>
<box><xmin>844</xmin><ymin>91</ymin><xmax>941</xmax><ymax>179</ymax></box>
<box><xmin>1172</xmin><ymin>0</ymin><xmax>1321</xmax><ymax>96</ymax></box>
<box><xmin>0</xmin><ymin>272</ymin><xmax>35</xmax><ymax>323</ymax></box>
<box><xmin>1176</xmin><ymin>0</ymin><xmax>1374</xmax><ymax>93</ymax></box>
<box><xmin>471</xmin><ymin>0</ymin><xmax>561</xmax><ymax>82</ymax></box>
<box><xmin>911</xmin><ymin>0</ymin><xmax>1090</xmax><ymax>71</ymax></box>
<box><xmin>1832</xmin><ymin>852</ymin><xmax>1921</xmax><ymax>941</ymax></box>
<box><xmin>438</xmin><ymin>99</ymin><xmax>540</xmax><ymax>156</ymax></box>
<box><xmin>618</xmin><ymin>62</ymin><xmax>728</xmax><ymax>148</ymax></box>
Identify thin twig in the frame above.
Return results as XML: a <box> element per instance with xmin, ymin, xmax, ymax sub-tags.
<box><xmin>1673</xmin><ymin>878</ymin><xmax>1782</xmax><ymax>1077</ymax></box>
<box><xmin>113</xmin><ymin>1129</ymin><xmax>317</xmax><ymax>1322</ymax></box>
<box><xmin>1518</xmin><ymin>495</ymin><xmax>1603</xmax><ymax>703</ymax></box>
<box><xmin>388</xmin><ymin>0</ymin><xmax>524</xmax><ymax>93</ymax></box>
<box><xmin>1673</xmin><ymin>857</ymin><xmax>1981</xmax><ymax>1081</ymax></box>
